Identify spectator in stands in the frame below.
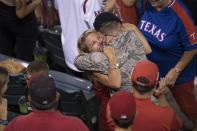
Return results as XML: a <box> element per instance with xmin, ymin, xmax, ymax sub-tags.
<box><xmin>53</xmin><ymin>0</ymin><xmax>103</xmax><ymax>75</ymax></box>
<box><xmin>34</xmin><ymin>0</ymin><xmax>59</xmax><ymax>28</ymax></box>
<box><xmin>106</xmin><ymin>60</ymin><xmax>183</xmax><ymax>130</ymax></box>
<box><xmin>108</xmin><ymin>90</ymin><xmax>136</xmax><ymax>131</ymax></box>
<box><xmin>26</xmin><ymin>60</ymin><xmax>49</xmax><ymax>80</ymax></box>
<box><xmin>0</xmin><ymin>0</ymin><xmax>41</xmax><ymax>61</ymax></box>
<box><xmin>0</xmin><ymin>67</ymin><xmax>9</xmax><ymax>131</ymax></box>
<box><xmin>138</xmin><ymin>0</ymin><xmax>197</xmax><ymax>129</ymax></box>
<box><xmin>104</xmin><ymin>0</ymin><xmax>137</xmax><ymax>25</ymax></box>
<box><xmin>4</xmin><ymin>74</ymin><xmax>89</xmax><ymax>131</ymax></box>
<box><xmin>132</xmin><ymin>60</ymin><xmax>182</xmax><ymax>130</ymax></box>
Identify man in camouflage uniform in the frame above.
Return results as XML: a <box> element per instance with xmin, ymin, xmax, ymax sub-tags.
<box><xmin>75</xmin><ymin>12</ymin><xmax>150</xmax><ymax>92</ymax></box>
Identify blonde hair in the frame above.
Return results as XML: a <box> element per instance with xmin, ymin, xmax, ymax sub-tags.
<box><xmin>77</xmin><ymin>29</ymin><xmax>97</xmax><ymax>54</ymax></box>
<box><xmin>0</xmin><ymin>66</ymin><xmax>9</xmax><ymax>102</ymax></box>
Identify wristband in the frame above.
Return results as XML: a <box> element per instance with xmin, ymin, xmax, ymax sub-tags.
<box><xmin>0</xmin><ymin>120</ymin><xmax>8</xmax><ymax>125</ymax></box>
<box><xmin>109</xmin><ymin>63</ymin><xmax>119</xmax><ymax>70</ymax></box>
<box><xmin>174</xmin><ymin>67</ymin><xmax>181</xmax><ymax>73</ymax></box>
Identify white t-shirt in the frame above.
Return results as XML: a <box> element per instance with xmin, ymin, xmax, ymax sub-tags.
<box><xmin>55</xmin><ymin>0</ymin><xmax>103</xmax><ymax>71</ymax></box>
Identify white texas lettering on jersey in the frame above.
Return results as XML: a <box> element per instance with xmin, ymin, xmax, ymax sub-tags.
<box><xmin>140</xmin><ymin>20</ymin><xmax>166</xmax><ymax>42</ymax></box>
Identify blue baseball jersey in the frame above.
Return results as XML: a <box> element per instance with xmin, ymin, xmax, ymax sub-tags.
<box><xmin>138</xmin><ymin>0</ymin><xmax>197</xmax><ymax>84</ymax></box>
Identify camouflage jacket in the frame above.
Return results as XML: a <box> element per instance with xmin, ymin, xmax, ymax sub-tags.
<box><xmin>75</xmin><ymin>30</ymin><xmax>147</xmax><ymax>91</ymax></box>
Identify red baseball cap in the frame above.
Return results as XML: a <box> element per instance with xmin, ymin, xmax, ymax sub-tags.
<box><xmin>131</xmin><ymin>60</ymin><xmax>158</xmax><ymax>87</ymax></box>
<box><xmin>109</xmin><ymin>91</ymin><xmax>136</xmax><ymax>120</ymax></box>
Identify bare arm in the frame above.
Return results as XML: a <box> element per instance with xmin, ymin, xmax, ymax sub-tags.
<box><xmin>104</xmin><ymin>0</ymin><xmax>136</xmax><ymax>12</ymax></box>
<box><xmin>121</xmin><ymin>0</ymin><xmax>136</xmax><ymax>7</ymax></box>
<box><xmin>104</xmin><ymin>0</ymin><xmax>116</xmax><ymax>12</ymax></box>
<box><xmin>122</xmin><ymin>23</ymin><xmax>152</xmax><ymax>54</ymax></box>
<box><xmin>153</xmin><ymin>78</ymin><xmax>169</xmax><ymax>107</ymax></box>
<box><xmin>165</xmin><ymin>49</ymin><xmax>197</xmax><ymax>86</ymax></box>
<box><xmin>34</xmin><ymin>4</ymin><xmax>43</xmax><ymax>24</ymax></box>
<box><xmin>0</xmin><ymin>98</ymin><xmax>7</xmax><ymax>131</ymax></box>
<box><xmin>16</xmin><ymin>0</ymin><xmax>41</xmax><ymax>19</ymax></box>
<box><xmin>93</xmin><ymin>47</ymin><xmax>121</xmax><ymax>88</ymax></box>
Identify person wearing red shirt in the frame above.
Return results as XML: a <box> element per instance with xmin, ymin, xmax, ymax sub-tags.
<box><xmin>108</xmin><ymin>90</ymin><xmax>136</xmax><ymax>131</ymax></box>
<box><xmin>106</xmin><ymin>60</ymin><xmax>182</xmax><ymax>131</ymax></box>
<box><xmin>104</xmin><ymin>0</ymin><xmax>137</xmax><ymax>25</ymax></box>
<box><xmin>4</xmin><ymin>74</ymin><xmax>89</xmax><ymax>131</ymax></box>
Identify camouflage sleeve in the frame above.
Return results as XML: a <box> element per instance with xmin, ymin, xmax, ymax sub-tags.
<box><xmin>74</xmin><ymin>52</ymin><xmax>109</xmax><ymax>74</ymax></box>
<box><xmin>127</xmin><ymin>30</ymin><xmax>146</xmax><ymax>55</ymax></box>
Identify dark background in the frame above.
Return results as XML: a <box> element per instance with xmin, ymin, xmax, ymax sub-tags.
<box><xmin>182</xmin><ymin>0</ymin><xmax>197</xmax><ymax>25</ymax></box>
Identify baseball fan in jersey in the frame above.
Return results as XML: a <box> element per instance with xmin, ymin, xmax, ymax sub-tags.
<box><xmin>138</xmin><ymin>0</ymin><xmax>197</xmax><ymax>129</ymax></box>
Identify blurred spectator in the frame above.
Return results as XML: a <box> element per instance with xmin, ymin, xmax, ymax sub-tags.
<box><xmin>0</xmin><ymin>67</ymin><xmax>9</xmax><ymax>131</ymax></box>
<box><xmin>0</xmin><ymin>0</ymin><xmax>41</xmax><ymax>61</ymax></box>
<box><xmin>106</xmin><ymin>60</ymin><xmax>182</xmax><ymax>131</ymax></box>
<box><xmin>4</xmin><ymin>74</ymin><xmax>89</xmax><ymax>131</ymax></box>
<box><xmin>34</xmin><ymin>0</ymin><xmax>59</xmax><ymax>28</ymax></box>
<box><xmin>138</xmin><ymin>0</ymin><xmax>197</xmax><ymax>129</ymax></box>
<box><xmin>104</xmin><ymin>0</ymin><xmax>137</xmax><ymax>25</ymax></box>
<box><xmin>108</xmin><ymin>91</ymin><xmax>136</xmax><ymax>131</ymax></box>
<box><xmin>182</xmin><ymin>0</ymin><xmax>197</xmax><ymax>25</ymax></box>
<box><xmin>54</xmin><ymin>0</ymin><xmax>103</xmax><ymax>73</ymax></box>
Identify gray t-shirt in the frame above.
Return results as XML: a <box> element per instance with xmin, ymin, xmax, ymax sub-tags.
<box><xmin>75</xmin><ymin>30</ymin><xmax>147</xmax><ymax>91</ymax></box>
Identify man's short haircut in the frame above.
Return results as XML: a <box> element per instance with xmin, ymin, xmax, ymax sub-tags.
<box><xmin>77</xmin><ymin>29</ymin><xmax>97</xmax><ymax>54</ymax></box>
<box><xmin>99</xmin><ymin>21</ymin><xmax>119</xmax><ymax>34</ymax></box>
<box><xmin>132</xmin><ymin>76</ymin><xmax>155</xmax><ymax>94</ymax></box>
<box><xmin>26</xmin><ymin>61</ymin><xmax>49</xmax><ymax>75</ymax></box>
<box><xmin>111</xmin><ymin>115</ymin><xmax>135</xmax><ymax>129</ymax></box>
<box><xmin>93</xmin><ymin>12</ymin><xmax>121</xmax><ymax>31</ymax></box>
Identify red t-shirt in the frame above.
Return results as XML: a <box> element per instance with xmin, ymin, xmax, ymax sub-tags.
<box><xmin>5</xmin><ymin>110</ymin><xmax>89</xmax><ymax>131</ymax></box>
<box><xmin>133</xmin><ymin>98</ymin><xmax>182</xmax><ymax>131</ymax></box>
<box><xmin>106</xmin><ymin>97</ymin><xmax>182</xmax><ymax>131</ymax></box>
<box><xmin>113</xmin><ymin>0</ymin><xmax>137</xmax><ymax>25</ymax></box>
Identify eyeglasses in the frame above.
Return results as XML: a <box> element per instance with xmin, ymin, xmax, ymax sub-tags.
<box><xmin>99</xmin><ymin>33</ymin><xmax>115</xmax><ymax>52</ymax></box>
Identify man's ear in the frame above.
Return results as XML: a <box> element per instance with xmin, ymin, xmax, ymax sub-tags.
<box><xmin>56</xmin><ymin>91</ymin><xmax>60</xmax><ymax>102</ymax></box>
